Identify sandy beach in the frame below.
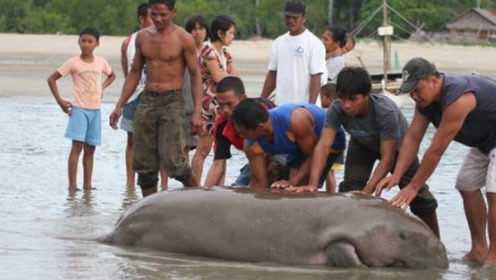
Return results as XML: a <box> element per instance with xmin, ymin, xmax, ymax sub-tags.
<box><xmin>0</xmin><ymin>32</ymin><xmax>495</xmax><ymax>99</ymax></box>
<box><xmin>1</xmin><ymin>33</ymin><xmax>495</xmax><ymax>71</ymax></box>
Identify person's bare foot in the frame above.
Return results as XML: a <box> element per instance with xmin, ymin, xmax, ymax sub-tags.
<box><xmin>482</xmin><ymin>254</ymin><xmax>496</xmax><ymax>268</ymax></box>
<box><xmin>68</xmin><ymin>186</ymin><xmax>80</xmax><ymax>195</ymax></box>
<box><xmin>463</xmin><ymin>247</ymin><xmax>488</xmax><ymax>264</ymax></box>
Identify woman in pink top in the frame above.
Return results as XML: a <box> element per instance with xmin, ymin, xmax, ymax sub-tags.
<box><xmin>191</xmin><ymin>15</ymin><xmax>237</xmax><ymax>184</ymax></box>
<box><xmin>47</xmin><ymin>27</ymin><xmax>115</xmax><ymax>192</ymax></box>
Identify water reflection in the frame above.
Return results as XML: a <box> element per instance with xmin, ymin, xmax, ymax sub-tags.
<box><xmin>64</xmin><ymin>190</ymin><xmax>97</xmax><ymax>217</ymax></box>
<box><xmin>120</xmin><ymin>186</ymin><xmax>140</xmax><ymax>211</ymax></box>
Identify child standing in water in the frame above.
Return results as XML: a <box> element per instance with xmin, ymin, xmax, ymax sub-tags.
<box><xmin>47</xmin><ymin>27</ymin><xmax>115</xmax><ymax>191</ymax></box>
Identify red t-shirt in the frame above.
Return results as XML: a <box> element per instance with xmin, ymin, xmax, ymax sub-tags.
<box><xmin>213</xmin><ymin>98</ymin><xmax>275</xmax><ymax>160</ymax></box>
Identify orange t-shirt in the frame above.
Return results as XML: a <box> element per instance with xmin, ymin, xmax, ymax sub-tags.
<box><xmin>57</xmin><ymin>56</ymin><xmax>113</xmax><ymax>109</ymax></box>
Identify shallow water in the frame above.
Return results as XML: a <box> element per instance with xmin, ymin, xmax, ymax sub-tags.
<box><xmin>1</xmin><ymin>55</ymin><xmax>496</xmax><ymax>280</ymax></box>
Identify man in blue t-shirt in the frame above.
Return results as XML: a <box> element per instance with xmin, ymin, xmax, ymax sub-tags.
<box><xmin>232</xmin><ymin>100</ymin><xmax>345</xmax><ymax>192</ymax></box>
<box><xmin>376</xmin><ymin>58</ymin><xmax>496</xmax><ymax>266</ymax></box>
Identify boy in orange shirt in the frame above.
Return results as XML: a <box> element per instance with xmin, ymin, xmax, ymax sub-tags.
<box><xmin>48</xmin><ymin>27</ymin><xmax>115</xmax><ymax>191</ymax></box>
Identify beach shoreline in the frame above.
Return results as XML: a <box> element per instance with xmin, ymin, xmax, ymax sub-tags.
<box><xmin>1</xmin><ymin>33</ymin><xmax>495</xmax><ymax>99</ymax></box>
<box><xmin>1</xmin><ymin>33</ymin><xmax>496</xmax><ymax>71</ymax></box>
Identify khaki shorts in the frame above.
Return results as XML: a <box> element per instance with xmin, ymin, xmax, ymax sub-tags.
<box><xmin>133</xmin><ymin>90</ymin><xmax>191</xmax><ymax>186</ymax></box>
<box><xmin>456</xmin><ymin>148</ymin><xmax>496</xmax><ymax>193</ymax></box>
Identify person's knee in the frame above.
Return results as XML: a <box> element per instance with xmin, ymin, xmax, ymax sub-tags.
<box><xmin>338</xmin><ymin>180</ymin><xmax>363</xmax><ymax>193</ymax></box>
<box><xmin>171</xmin><ymin>166</ymin><xmax>195</xmax><ymax>186</ymax></box>
<box><xmin>71</xmin><ymin>141</ymin><xmax>84</xmax><ymax>153</ymax></box>
<box><xmin>410</xmin><ymin>198</ymin><xmax>438</xmax><ymax>217</ymax></box>
<box><xmin>83</xmin><ymin>144</ymin><xmax>96</xmax><ymax>154</ymax></box>
<box><xmin>486</xmin><ymin>192</ymin><xmax>496</xmax><ymax>207</ymax></box>
<box><xmin>127</xmin><ymin>133</ymin><xmax>134</xmax><ymax>149</ymax></box>
<box><xmin>138</xmin><ymin>172</ymin><xmax>158</xmax><ymax>189</ymax></box>
<box><xmin>195</xmin><ymin>143</ymin><xmax>211</xmax><ymax>158</ymax></box>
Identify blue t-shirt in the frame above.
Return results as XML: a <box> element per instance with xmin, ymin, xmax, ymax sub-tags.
<box><xmin>255</xmin><ymin>103</ymin><xmax>346</xmax><ymax>163</ymax></box>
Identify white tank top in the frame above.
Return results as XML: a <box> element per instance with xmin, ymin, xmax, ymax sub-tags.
<box><xmin>126</xmin><ymin>32</ymin><xmax>146</xmax><ymax>102</ymax></box>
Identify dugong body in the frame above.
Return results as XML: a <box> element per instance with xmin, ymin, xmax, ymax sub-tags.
<box><xmin>102</xmin><ymin>188</ymin><xmax>448</xmax><ymax>269</ymax></box>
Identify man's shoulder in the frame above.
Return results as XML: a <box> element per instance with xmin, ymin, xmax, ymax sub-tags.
<box><xmin>253</xmin><ymin>97</ymin><xmax>276</xmax><ymax>109</ymax></box>
<box><xmin>371</xmin><ymin>94</ymin><xmax>400</xmax><ymax>111</ymax></box>
<box><xmin>370</xmin><ymin>94</ymin><xmax>405</xmax><ymax>122</ymax></box>
<box><xmin>305</xmin><ymin>31</ymin><xmax>325</xmax><ymax>49</ymax></box>
<box><xmin>122</xmin><ymin>35</ymin><xmax>132</xmax><ymax>49</ymax></box>
<box><xmin>137</xmin><ymin>26</ymin><xmax>155</xmax><ymax>37</ymax></box>
<box><xmin>326</xmin><ymin>101</ymin><xmax>345</xmax><ymax>119</ymax></box>
<box><xmin>442</xmin><ymin>74</ymin><xmax>470</xmax><ymax>93</ymax></box>
<box><xmin>273</xmin><ymin>32</ymin><xmax>290</xmax><ymax>43</ymax></box>
<box><xmin>175</xmin><ymin>26</ymin><xmax>193</xmax><ymax>40</ymax></box>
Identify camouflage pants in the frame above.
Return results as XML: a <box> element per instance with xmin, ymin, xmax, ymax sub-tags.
<box><xmin>133</xmin><ymin>90</ymin><xmax>192</xmax><ymax>188</ymax></box>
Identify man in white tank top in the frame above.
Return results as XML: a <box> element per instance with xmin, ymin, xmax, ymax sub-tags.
<box><xmin>119</xmin><ymin>3</ymin><xmax>167</xmax><ymax>190</ymax></box>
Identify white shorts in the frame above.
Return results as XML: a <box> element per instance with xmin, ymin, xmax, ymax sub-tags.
<box><xmin>455</xmin><ymin>148</ymin><xmax>496</xmax><ymax>193</ymax></box>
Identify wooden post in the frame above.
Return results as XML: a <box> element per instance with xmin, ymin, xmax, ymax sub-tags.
<box><xmin>328</xmin><ymin>0</ymin><xmax>334</xmax><ymax>25</ymax></box>
<box><xmin>255</xmin><ymin>0</ymin><xmax>262</xmax><ymax>37</ymax></box>
<box><xmin>383</xmin><ymin>0</ymin><xmax>390</xmax><ymax>84</ymax></box>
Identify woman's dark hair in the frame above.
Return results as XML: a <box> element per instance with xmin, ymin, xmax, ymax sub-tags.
<box><xmin>185</xmin><ymin>15</ymin><xmax>210</xmax><ymax>41</ymax></box>
<box><xmin>232</xmin><ymin>98</ymin><xmax>269</xmax><ymax>130</ymax></box>
<box><xmin>210</xmin><ymin>15</ymin><xmax>236</xmax><ymax>42</ymax></box>
<box><xmin>326</xmin><ymin>26</ymin><xmax>347</xmax><ymax>48</ymax></box>
<box><xmin>336</xmin><ymin>67</ymin><xmax>372</xmax><ymax>99</ymax></box>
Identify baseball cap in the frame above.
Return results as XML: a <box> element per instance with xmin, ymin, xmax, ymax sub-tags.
<box><xmin>399</xmin><ymin>57</ymin><xmax>438</xmax><ymax>94</ymax></box>
<box><xmin>284</xmin><ymin>1</ymin><xmax>305</xmax><ymax>16</ymax></box>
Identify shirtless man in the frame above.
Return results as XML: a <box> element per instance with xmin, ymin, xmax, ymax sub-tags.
<box><xmin>110</xmin><ymin>0</ymin><xmax>202</xmax><ymax>197</ymax></box>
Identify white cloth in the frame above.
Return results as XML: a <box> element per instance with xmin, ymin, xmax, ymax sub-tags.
<box><xmin>126</xmin><ymin>32</ymin><xmax>146</xmax><ymax>102</ymax></box>
<box><xmin>456</xmin><ymin>148</ymin><xmax>496</xmax><ymax>193</ymax></box>
<box><xmin>268</xmin><ymin>29</ymin><xmax>327</xmax><ymax>105</ymax></box>
<box><xmin>326</xmin><ymin>55</ymin><xmax>345</xmax><ymax>82</ymax></box>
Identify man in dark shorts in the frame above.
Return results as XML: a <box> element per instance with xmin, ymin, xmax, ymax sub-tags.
<box><xmin>299</xmin><ymin>66</ymin><xmax>440</xmax><ymax>237</ymax></box>
<box><xmin>110</xmin><ymin>0</ymin><xmax>202</xmax><ymax>197</ymax></box>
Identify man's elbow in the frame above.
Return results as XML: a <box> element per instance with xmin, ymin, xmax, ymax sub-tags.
<box><xmin>428</xmin><ymin>145</ymin><xmax>448</xmax><ymax>159</ymax></box>
<box><xmin>47</xmin><ymin>76</ymin><xmax>55</xmax><ymax>86</ymax></box>
<box><xmin>315</xmin><ymin>141</ymin><xmax>331</xmax><ymax>156</ymax></box>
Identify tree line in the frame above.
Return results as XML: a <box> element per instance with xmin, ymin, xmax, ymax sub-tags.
<box><xmin>0</xmin><ymin>0</ymin><xmax>495</xmax><ymax>39</ymax></box>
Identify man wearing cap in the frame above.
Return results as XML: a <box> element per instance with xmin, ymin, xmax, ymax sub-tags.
<box><xmin>260</xmin><ymin>0</ymin><xmax>327</xmax><ymax>105</ymax></box>
<box><xmin>375</xmin><ymin>57</ymin><xmax>496</xmax><ymax>266</ymax></box>
<box><xmin>295</xmin><ymin>66</ymin><xmax>440</xmax><ymax>236</ymax></box>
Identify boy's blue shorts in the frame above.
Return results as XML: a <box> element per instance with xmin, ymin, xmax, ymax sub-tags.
<box><xmin>65</xmin><ymin>107</ymin><xmax>101</xmax><ymax>146</ymax></box>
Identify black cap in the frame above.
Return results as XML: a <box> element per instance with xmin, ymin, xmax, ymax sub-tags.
<box><xmin>399</xmin><ymin>57</ymin><xmax>438</xmax><ymax>94</ymax></box>
<box><xmin>284</xmin><ymin>1</ymin><xmax>305</xmax><ymax>16</ymax></box>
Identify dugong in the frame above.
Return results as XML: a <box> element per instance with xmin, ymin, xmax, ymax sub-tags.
<box><xmin>102</xmin><ymin>188</ymin><xmax>448</xmax><ymax>269</ymax></box>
